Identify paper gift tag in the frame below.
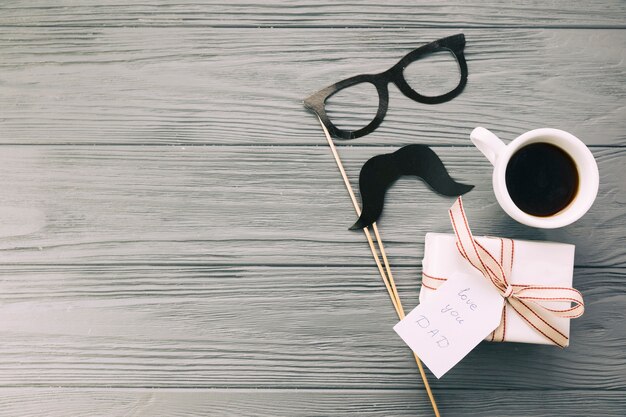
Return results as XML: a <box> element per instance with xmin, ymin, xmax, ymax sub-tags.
<box><xmin>394</xmin><ymin>273</ymin><xmax>504</xmax><ymax>378</ymax></box>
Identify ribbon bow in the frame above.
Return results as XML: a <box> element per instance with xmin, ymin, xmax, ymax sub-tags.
<box><xmin>424</xmin><ymin>197</ymin><xmax>584</xmax><ymax>347</ymax></box>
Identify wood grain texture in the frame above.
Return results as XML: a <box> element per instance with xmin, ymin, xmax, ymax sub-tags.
<box><xmin>0</xmin><ymin>389</ymin><xmax>624</xmax><ymax>417</ymax></box>
<box><xmin>0</xmin><ymin>263</ymin><xmax>623</xmax><ymax>389</ymax></box>
<box><xmin>0</xmin><ymin>146</ymin><xmax>622</xmax><ymax>266</ymax></box>
<box><xmin>1</xmin><ymin>1</ymin><xmax>625</xmax><ymax>28</ymax></box>
<box><xmin>1</xmin><ymin>28</ymin><xmax>625</xmax><ymax>146</ymax></box>
<box><xmin>2</xmin><ymin>2</ymin><xmax>625</xmax><ymax>415</ymax></box>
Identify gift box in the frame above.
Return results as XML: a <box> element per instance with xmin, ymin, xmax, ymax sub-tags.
<box><xmin>419</xmin><ymin>232</ymin><xmax>577</xmax><ymax>346</ymax></box>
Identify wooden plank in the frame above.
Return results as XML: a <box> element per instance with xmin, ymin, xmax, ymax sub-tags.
<box><xmin>0</xmin><ymin>263</ymin><xmax>623</xmax><ymax>389</ymax></box>
<box><xmin>1</xmin><ymin>28</ymin><xmax>625</xmax><ymax>146</ymax></box>
<box><xmin>1</xmin><ymin>1</ymin><xmax>625</xmax><ymax>28</ymax></box>
<box><xmin>0</xmin><ymin>146</ymin><xmax>622</xmax><ymax>267</ymax></box>
<box><xmin>0</xmin><ymin>388</ymin><xmax>623</xmax><ymax>417</ymax></box>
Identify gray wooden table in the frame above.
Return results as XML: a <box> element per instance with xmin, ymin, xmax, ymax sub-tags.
<box><xmin>1</xmin><ymin>2</ymin><xmax>625</xmax><ymax>416</ymax></box>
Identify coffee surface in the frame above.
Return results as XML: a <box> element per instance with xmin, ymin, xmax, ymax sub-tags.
<box><xmin>505</xmin><ymin>143</ymin><xmax>579</xmax><ymax>217</ymax></box>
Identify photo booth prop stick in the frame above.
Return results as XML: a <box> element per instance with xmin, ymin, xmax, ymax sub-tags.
<box><xmin>350</xmin><ymin>144</ymin><xmax>474</xmax><ymax>230</ymax></box>
<box><xmin>314</xmin><ymin>117</ymin><xmax>441</xmax><ymax>417</ymax></box>
<box><xmin>304</xmin><ymin>33</ymin><xmax>467</xmax><ymax>139</ymax></box>
<box><xmin>303</xmin><ymin>34</ymin><xmax>470</xmax><ymax>416</ymax></box>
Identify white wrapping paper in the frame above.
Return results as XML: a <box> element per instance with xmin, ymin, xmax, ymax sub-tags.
<box><xmin>419</xmin><ymin>232</ymin><xmax>576</xmax><ymax>345</ymax></box>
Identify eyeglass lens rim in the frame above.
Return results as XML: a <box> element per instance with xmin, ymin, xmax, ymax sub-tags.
<box><xmin>304</xmin><ymin>33</ymin><xmax>468</xmax><ymax>140</ymax></box>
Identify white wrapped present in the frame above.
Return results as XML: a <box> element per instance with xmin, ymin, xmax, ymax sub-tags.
<box><xmin>418</xmin><ymin>198</ymin><xmax>584</xmax><ymax>346</ymax></box>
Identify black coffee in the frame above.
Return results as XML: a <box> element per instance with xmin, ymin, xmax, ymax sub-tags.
<box><xmin>505</xmin><ymin>143</ymin><xmax>579</xmax><ymax>217</ymax></box>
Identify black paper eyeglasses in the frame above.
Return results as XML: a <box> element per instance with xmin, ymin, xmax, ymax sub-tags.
<box><xmin>304</xmin><ymin>34</ymin><xmax>468</xmax><ymax>139</ymax></box>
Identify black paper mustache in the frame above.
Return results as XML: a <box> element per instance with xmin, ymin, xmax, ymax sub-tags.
<box><xmin>350</xmin><ymin>145</ymin><xmax>474</xmax><ymax>230</ymax></box>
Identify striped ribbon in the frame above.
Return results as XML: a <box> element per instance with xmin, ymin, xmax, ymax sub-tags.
<box><xmin>422</xmin><ymin>197</ymin><xmax>584</xmax><ymax>347</ymax></box>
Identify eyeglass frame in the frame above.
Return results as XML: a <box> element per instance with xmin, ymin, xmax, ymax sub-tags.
<box><xmin>303</xmin><ymin>33</ymin><xmax>468</xmax><ymax>140</ymax></box>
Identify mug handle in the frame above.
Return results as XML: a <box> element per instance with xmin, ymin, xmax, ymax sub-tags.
<box><xmin>470</xmin><ymin>127</ymin><xmax>506</xmax><ymax>166</ymax></box>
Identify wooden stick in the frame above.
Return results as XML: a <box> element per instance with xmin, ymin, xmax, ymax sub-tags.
<box><xmin>316</xmin><ymin>117</ymin><xmax>441</xmax><ymax>417</ymax></box>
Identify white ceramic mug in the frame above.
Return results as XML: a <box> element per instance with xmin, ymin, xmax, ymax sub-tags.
<box><xmin>470</xmin><ymin>127</ymin><xmax>599</xmax><ymax>228</ymax></box>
